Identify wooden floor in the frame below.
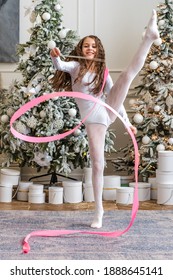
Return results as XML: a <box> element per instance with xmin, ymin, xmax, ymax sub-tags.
<box><xmin>0</xmin><ymin>199</ymin><xmax>173</xmax><ymax>211</ymax></box>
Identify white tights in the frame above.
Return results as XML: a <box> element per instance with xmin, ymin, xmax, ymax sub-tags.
<box><xmin>86</xmin><ymin>10</ymin><xmax>160</xmax><ymax>228</ymax></box>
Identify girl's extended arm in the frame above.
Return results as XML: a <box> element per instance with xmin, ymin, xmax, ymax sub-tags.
<box><xmin>50</xmin><ymin>47</ymin><xmax>79</xmax><ymax>74</ymax></box>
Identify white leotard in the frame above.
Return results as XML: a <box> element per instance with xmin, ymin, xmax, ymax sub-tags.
<box><xmin>51</xmin><ymin>56</ymin><xmax>131</xmax><ymax>127</ymax></box>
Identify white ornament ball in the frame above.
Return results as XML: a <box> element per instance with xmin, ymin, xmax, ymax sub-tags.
<box><xmin>154</xmin><ymin>105</ymin><xmax>160</xmax><ymax>112</ymax></box>
<box><xmin>149</xmin><ymin>61</ymin><xmax>158</xmax><ymax>70</ymax></box>
<box><xmin>158</xmin><ymin>20</ymin><xmax>165</xmax><ymax>26</ymax></box>
<box><xmin>54</xmin><ymin>4</ymin><xmax>61</xmax><ymax>11</ymax></box>
<box><xmin>156</xmin><ymin>144</ymin><xmax>165</xmax><ymax>151</ymax></box>
<box><xmin>35</xmin><ymin>85</ymin><xmax>42</xmax><ymax>94</ymax></box>
<box><xmin>154</xmin><ymin>38</ymin><xmax>162</xmax><ymax>46</ymax></box>
<box><xmin>133</xmin><ymin>113</ymin><xmax>143</xmax><ymax>124</ymax></box>
<box><xmin>129</xmin><ymin>98</ymin><xmax>136</xmax><ymax>106</ymax></box>
<box><xmin>40</xmin><ymin>110</ymin><xmax>46</xmax><ymax>118</ymax></box>
<box><xmin>28</xmin><ymin>88</ymin><xmax>36</xmax><ymax>95</ymax></box>
<box><xmin>74</xmin><ymin>129</ymin><xmax>81</xmax><ymax>136</ymax></box>
<box><xmin>52</xmin><ymin>96</ymin><xmax>59</xmax><ymax>101</ymax></box>
<box><xmin>142</xmin><ymin>135</ymin><xmax>150</xmax><ymax>145</ymax></box>
<box><xmin>42</xmin><ymin>12</ymin><xmax>51</xmax><ymax>21</ymax></box>
<box><xmin>1</xmin><ymin>114</ymin><xmax>9</xmax><ymax>123</ymax></box>
<box><xmin>74</xmin><ymin>147</ymin><xmax>80</xmax><ymax>153</ymax></box>
<box><xmin>68</xmin><ymin>108</ymin><xmax>77</xmax><ymax>117</ymax></box>
<box><xmin>168</xmin><ymin>138</ymin><xmax>173</xmax><ymax>145</ymax></box>
<box><xmin>47</xmin><ymin>40</ymin><xmax>56</xmax><ymax>49</ymax></box>
<box><xmin>59</xmin><ymin>29</ymin><xmax>67</xmax><ymax>39</ymax></box>
<box><xmin>7</xmin><ymin>108</ymin><xmax>14</xmax><ymax>117</ymax></box>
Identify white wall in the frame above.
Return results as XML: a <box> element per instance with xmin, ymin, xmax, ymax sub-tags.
<box><xmin>0</xmin><ymin>0</ymin><xmax>159</xmax><ymax>86</ymax></box>
<box><xmin>0</xmin><ymin>0</ymin><xmax>160</xmax><ymax>174</ymax></box>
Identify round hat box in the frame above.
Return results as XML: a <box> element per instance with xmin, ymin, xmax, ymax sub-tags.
<box><xmin>148</xmin><ymin>177</ymin><xmax>157</xmax><ymax>200</ymax></box>
<box><xmin>158</xmin><ymin>151</ymin><xmax>173</xmax><ymax>172</ymax></box>
<box><xmin>129</xmin><ymin>182</ymin><xmax>151</xmax><ymax>201</ymax></box>
<box><xmin>28</xmin><ymin>192</ymin><xmax>46</xmax><ymax>204</ymax></box>
<box><xmin>83</xmin><ymin>167</ymin><xmax>92</xmax><ymax>183</ymax></box>
<box><xmin>116</xmin><ymin>187</ymin><xmax>134</xmax><ymax>205</ymax></box>
<box><xmin>156</xmin><ymin>169</ymin><xmax>173</xmax><ymax>184</ymax></box>
<box><xmin>0</xmin><ymin>168</ymin><xmax>20</xmax><ymax>186</ymax></box>
<box><xmin>0</xmin><ymin>184</ymin><xmax>13</xmax><ymax>202</ymax></box>
<box><xmin>62</xmin><ymin>181</ymin><xmax>83</xmax><ymax>203</ymax></box>
<box><xmin>49</xmin><ymin>186</ymin><xmax>63</xmax><ymax>204</ymax></box>
<box><xmin>83</xmin><ymin>183</ymin><xmax>94</xmax><ymax>202</ymax></box>
<box><xmin>103</xmin><ymin>176</ymin><xmax>121</xmax><ymax>201</ymax></box>
<box><xmin>120</xmin><ymin>175</ymin><xmax>134</xmax><ymax>187</ymax></box>
<box><xmin>157</xmin><ymin>183</ymin><xmax>173</xmax><ymax>205</ymax></box>
<box><xmin>29</xmin><ymin>183</ymin><xmax>44</xmax><ymax>194</ymax></box>
<box><xmin>17</xmin><ymin>181</ymin><xmax>32</xmax><ymax>201</ymax></box>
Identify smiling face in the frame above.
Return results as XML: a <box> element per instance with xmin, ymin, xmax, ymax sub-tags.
<box><xmin>81</xmin><ymin>37</ymin><xmax>97</xmax><ymax>60</ymax></box>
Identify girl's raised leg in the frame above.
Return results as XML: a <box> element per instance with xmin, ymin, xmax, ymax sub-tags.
<box><xmin>107</xmin><ymin>9</ymin><xmax>160</xmax><ymax>121</ymax></box>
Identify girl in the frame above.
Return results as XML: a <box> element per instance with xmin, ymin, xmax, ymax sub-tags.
<box><xmin>50</xmin><ymin>10</ymin><xmax>160</xmax><ymax>228</ymax></box>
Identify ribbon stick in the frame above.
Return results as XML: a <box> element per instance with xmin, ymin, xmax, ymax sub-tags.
<box><xmin>61</xmin><ymin>54</ymin><xmax>104</xmax><ymax>62</ymax></box>
<box><xmin>10</xmin><ymin>91</ymin><xmax>139</xmax><ymax>254</ymax></box>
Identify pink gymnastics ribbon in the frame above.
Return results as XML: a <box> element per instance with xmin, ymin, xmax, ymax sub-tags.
<box><xmin>10</xmin><ymin>76</ymin><xmax>139</xmax><ymax>254</ymax></box>
<box><xmin>10</xmin><ymin>68</ymin><xmax>109</xmax><ymax>143</ymax></box>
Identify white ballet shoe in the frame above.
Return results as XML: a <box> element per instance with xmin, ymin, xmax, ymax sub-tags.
<box><xmin>90</xmin><ymin>210</ymin><xmax>104</xmax><ymax>229</ymax></box>
<box><xmin>144</xmin><ymin>9</ymin><xmax>160</xmax><ymax>41</ymax></box>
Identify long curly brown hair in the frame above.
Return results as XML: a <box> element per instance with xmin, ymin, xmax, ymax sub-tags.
<box><xmin>51</xmin><ymin>35</ymin><xmax>106</xmax><ymax>95</ymax></box>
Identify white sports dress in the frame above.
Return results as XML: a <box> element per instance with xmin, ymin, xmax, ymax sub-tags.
<box><xmin>51</xmin><ymin>56</ymin><xmax>131</xmax><ymax>127</ymax></box>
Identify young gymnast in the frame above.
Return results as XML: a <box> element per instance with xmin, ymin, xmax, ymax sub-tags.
<box><xmin>50</xmin><ymin>9</ymin><xmax>160</xmax><ymax>228</ymax></box>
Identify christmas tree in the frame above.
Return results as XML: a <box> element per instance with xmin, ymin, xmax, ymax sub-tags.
<box><xmin>112</xmin><ymin>0</ymin><xmax>173</xmax><ymax>181</ymax></box>
<box><xmin>0</xmin><ymin>0</ymin><xmax>115</xmax><ymax>175</ymax></box>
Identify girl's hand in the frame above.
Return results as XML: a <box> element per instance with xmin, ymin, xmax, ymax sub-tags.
<box><xmin>50</xmin><ymin>47</ymin><xmax>61</xmax><ymax>57</ymax></box>
<box><xmin>130</xmin><ymin>125</ymin><xmax>137</xmax><ymax>135</ymax></box>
